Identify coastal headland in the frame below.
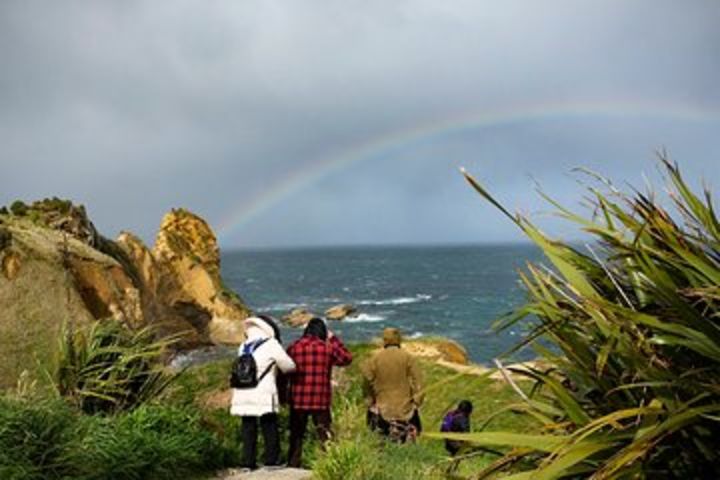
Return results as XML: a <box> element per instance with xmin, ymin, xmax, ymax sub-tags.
<box><xmin>0</xmin><ymin>199</ymin><xmax>250</xmax><ymax>388</ymax></box>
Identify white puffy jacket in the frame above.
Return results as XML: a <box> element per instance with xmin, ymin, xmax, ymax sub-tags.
<box><xmin>230</xmin><ymin>318</ymin><xmax>296</xmax><ymax>416</ymax></box>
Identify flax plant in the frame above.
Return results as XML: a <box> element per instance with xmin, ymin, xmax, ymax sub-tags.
<box><xmin>428</xmin><ymin>158</ymin><xmax>720</xmax><ymax>479</ymax></box>
<box><xmin>56</xmin><ymin>319</ymin><xmax>181</xmax><ymax>414</ymax></box>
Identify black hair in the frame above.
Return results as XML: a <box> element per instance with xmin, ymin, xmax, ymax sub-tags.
<box><xmin>304</xmin><ymin>317</ymin><xmax>327</xmax><ymax>341</ymax></box>
<box><xmin>257</xmin><ymin>314</ymin><xmax>282</xmax><ymax>344</ymax></box>
<box><xmin>458</xmin><ymin>400</ymin><xmax>473</xmax><ymax>415</ymax></box>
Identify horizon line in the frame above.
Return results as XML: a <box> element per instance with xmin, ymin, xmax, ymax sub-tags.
<box><xmin>218</xmin><ymin>239</ymin><xmax>579</xmax><ymax>252</ymax></box>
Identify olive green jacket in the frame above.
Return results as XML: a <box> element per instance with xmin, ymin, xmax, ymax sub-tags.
<box><xmin>362</xmin><ymin>346</ymin><xmax>424</xmax><ymax>421</ymax></box>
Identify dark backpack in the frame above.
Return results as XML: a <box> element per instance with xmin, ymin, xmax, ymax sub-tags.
<box><xmin>230</xmin><ymin>338</ymin><xmax>273</xmax><ymax>389</ymax></box>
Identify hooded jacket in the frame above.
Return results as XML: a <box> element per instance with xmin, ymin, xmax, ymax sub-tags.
<box><xmin>230</xmin><ymin>317</ymin><xmax>296</xmax><ymax>416</ymax></box>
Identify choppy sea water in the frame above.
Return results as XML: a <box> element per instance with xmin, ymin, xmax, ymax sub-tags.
<box><xmin>220</xmin><ymin>244</ymin><xmax>544</xmax><ymax>365</ymax></box>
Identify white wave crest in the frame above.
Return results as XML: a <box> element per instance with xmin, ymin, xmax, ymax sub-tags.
<box><xmin>344</xmin><ymin>313</ymin><xmax>386</xmax><ymax>323</ymax></box>
<box><xmin>357</xmin><ymin>294</ymin><xmax>432</xmax><ymax>306</ymax></box>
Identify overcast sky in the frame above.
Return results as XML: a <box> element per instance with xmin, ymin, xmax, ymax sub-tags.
<box><xmin>1</xmin><ymin>1</ymin><xmax>718</xmax><ymax>248</ymax></box>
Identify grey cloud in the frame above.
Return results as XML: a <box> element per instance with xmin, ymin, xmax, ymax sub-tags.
<box><xmin>0</xmin><ymin>0</ymin><xmax>718</xmax><ymax>247</ymax></box>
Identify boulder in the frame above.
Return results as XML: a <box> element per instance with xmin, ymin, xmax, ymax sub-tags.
<box><xmin>325</xmin><ymin>303</ymin><xmax>357</xmax><ymax>320</ymax></box>
<box><xmin>403</xmin><ymin>338</ymin><xmax>470</xmax><ymax>365</ymax></box>
<box><xmin>283</xmin><ymin>308</ymin><xmax>315</xmax><ymax>328</ymax></box>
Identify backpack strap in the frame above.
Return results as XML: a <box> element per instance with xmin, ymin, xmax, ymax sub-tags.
<box><xmin>242</xmin><ymin>337</ymin><xmax>270</xmax><ymax>355</ymax></box>
<box><xmin>256</xmin><ymin>361</ymin><xmax>275</xmax><ymax>384</ymax></box>
<box><xmin>242</xmin><ymin>337</ymin><xmax>275</xmax><ymax>384</ymax></box>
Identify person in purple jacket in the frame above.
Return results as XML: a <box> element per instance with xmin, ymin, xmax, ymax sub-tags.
<box><xmin>441</xmin><ymin>400</ymin><xmax>473</xmax><ymax>455</ymax></box>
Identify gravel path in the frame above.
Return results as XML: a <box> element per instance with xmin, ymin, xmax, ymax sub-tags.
<box><xmin>215</xmin><ymin>467</ymin><xmax>312</xmax><ymax>480</ymax></box>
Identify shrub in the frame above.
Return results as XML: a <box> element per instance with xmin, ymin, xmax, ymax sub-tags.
<box><xmin>445</xmin><ymin>158</ymin><xmax>720</xmax><ymax>478</ymax></box>
<box><xmin>56</xmin><ymin>319</ymin><xmax>181</xmax><ymax>414</ymax></box>
<box><xmin>9</xmin><ymin>200</ymin><xmax>27</xmax><ymax>216</ymax></box>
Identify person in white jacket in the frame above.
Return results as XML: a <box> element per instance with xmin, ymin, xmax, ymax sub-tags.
<box><xmin>231</xmin><ymin>315</ymin><xmax>296</xmax><ymax>470</ymax></box>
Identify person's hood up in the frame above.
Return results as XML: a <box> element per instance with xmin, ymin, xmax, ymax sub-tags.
<box><xmin>244</xmin><ymin>316</ymin><xmax>276</xmax><ymax>340</ymax></box>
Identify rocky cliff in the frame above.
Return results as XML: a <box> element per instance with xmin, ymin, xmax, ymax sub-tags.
<box><xmin>0</xmin><ymin>199</ymin><xmax>250</xmax><ymax>388</ymax></box>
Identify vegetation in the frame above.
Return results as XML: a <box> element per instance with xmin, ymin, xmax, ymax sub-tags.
<box><xmin>156</xmin><ymin>342</ymin><xmax>537</xmax><ymax>478</ymax></box>
<box><xmin>308</xmin><ymin>344</ymin><xmax>536</xmax><ymax>479</ymax></box>
<box><xmin>9</xmin><ymin>200</ymin><xmax>28</xmax><ymax>216</ymax></box>
<box><xmin>438</xmin><ymin>158</ymin><xmax>720</xmax><ymax>478</ymax></box>
<box><xmin>1</xmin><ymin>322</ymin><xmax>535</xmax><ymax>479</ymax></box>
<box><xmin>0</xmin><ymin>225</ymin><xmax>11</xmax><ymax>250</ymax></box>
<box><xmin>0</xmin><ymin>394</ymin><xmax>227</xmax><ymax>480</ymax></box>
<box><xmin>56</xmin><ymin>319</ymin><xmax>181</xmax><ymax>414</ymax></box>
<box><xmin>0</xmin><ymin>319</ymin><xmax>237</xmax><ymax>479</ymax></box>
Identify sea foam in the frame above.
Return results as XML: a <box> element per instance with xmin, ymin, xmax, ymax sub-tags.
<box><xmin>344</xmin><ymin>313</ymin><xmax>386</xmax><ymax>323</ymax></box>
<box><xmin>357</xmin><ymin>294</ymin><xmax>431</xmax><ymax>306</ymax></box>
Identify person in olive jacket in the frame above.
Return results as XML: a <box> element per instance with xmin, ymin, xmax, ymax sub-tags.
<box><xmin>362</xmin><ymin>327</ymin><xmax>423</xmax><ymax>442</ymax></box>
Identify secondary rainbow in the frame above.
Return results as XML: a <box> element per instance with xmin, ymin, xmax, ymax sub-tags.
<box><xmin>217</xmin><ymin>99</ymin><xmax>718</xmax><ymax>243</ymax></box>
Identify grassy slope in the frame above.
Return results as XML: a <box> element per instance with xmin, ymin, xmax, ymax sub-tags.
<box><xmin>164</xmin><ymin>343</ymin><xmax>537</xmax><ymax>479</ymax></box>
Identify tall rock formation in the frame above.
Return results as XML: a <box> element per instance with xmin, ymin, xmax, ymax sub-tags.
<box><xmin>0</xmin><ymin>200</ymin><xmax>250</xmax><ymax>388</ymax></box>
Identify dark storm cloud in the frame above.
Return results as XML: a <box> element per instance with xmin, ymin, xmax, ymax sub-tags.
<box><xmin>0</xmin><ymin>0</ymin><xmax>718</xmax><ymax>246</ymax></box>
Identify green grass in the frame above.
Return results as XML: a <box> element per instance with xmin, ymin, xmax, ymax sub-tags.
<box><xmin>309</xmin><ymin>345</ymin><xmax>536</xmax><ymax>479</ymax></box>
<box><xmin>1</xmin><ymin>332</ymin><xmax>536</xmax><ymax>479</ymax></box>
<box><xmin>0</xmin><ymin>394</ymin><xmax>230</xmax><ymax>480</ymax></box>
<box><xmin>160</xmin><ymin>342</ymin><xmax>536</xmax><ymax>479</ymax></box>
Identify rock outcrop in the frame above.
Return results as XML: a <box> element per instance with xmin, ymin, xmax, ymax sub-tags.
<box><xmin>402</xmin><ymin>338</ymin><xmax>470</xmax><ymax>365</ymax></box>
<box><xmin>0</xmin><ymin>200</ymin><xmax>250</xmax><ymax>388</ymax></box>
<box><xmin>282</xmin><ymin>308</ymin><xmax>315</xmax><ymax>328</ymax></box>
<box><xmin>150</xmin><ymin>209</ymin><xmax>249</xmax><ymax>344</ymax></box>
<box><xmin>325</xmin><ymin>303</ymin><xmax>357</xmax><ymax>320</ymax></box>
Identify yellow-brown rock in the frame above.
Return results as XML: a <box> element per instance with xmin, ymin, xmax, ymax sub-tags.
<box><xmin>0</xmin><ymin>202</ymin><xmax>251</xmax><ymax>388</ymax></box>
<box><xmin>154</xmin><ymin>208</ymin><xmax>220</xmax><ymax>276</ymax></box>
<box><xmin>325</xmin><ymin>304</ymin><xmax>357</xmax><ymax>320</ymax></box>
<box><xmin>151</xmin><ymin>209</ymin><xmax>249</xmax><ymax>344</ymax></box>
<box><xmin>0</xmin><ymin>214</ymin><xmax>118</xmax><ymax>388</ymax></box>
<box><xmin>283</xmin><ymin>308</ymin><xmax>315</xmax><ymax>328</ymax></box>
<box><xmin>67</xmin><ymin>254</ymin><xmax>142</xmax><ymax>326</ymax></box>
<box><xmin>117</xmin><ymin>231</ymin><xmax>159</xmax><ymax>292</ymax></box>
<box><xmin>403</xmin><ymin>338</ymin><xmax>469</xmax><ymax>365</ymax></box>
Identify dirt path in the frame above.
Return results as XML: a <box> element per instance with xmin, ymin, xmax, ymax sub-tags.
<box><xmin>215</xmin><ymin>467</ymin><xmax>312</xmax><ymax>480</ymax></box>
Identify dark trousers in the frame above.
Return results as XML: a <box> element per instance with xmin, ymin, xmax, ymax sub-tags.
<box><xmin>287</xmin><ymin>409</ymin><xmax>332</xmax><ymax>468</ymax></box>
<box><xmin>241</xmin><ymin>413</ymin><xmax>280</xmax><ymax>468</ymax></box>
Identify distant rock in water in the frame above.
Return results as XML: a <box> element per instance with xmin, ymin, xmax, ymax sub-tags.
<box><xmin>324</xmin><ymin>303</ymin><xmax>357</xmax><ymax>321</ymax></box>
<box><xmin>402</xmin><ymin>338</ymin><xmax>470</xmax><ymax>365</ymax></box>
<box><xmin>283</xmin><ymin>308</ymin><xmax>315</xmax><ymax>327</ymax></box>
<box><xmin>0</xmin><ymin>200</ymin><xmax>250</xmax><ymax>388</ymax></box>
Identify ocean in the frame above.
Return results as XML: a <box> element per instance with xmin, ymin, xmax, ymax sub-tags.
<box><xmin>221</xmin><ymin>244</ymin><xmax>544</xmax><ymax>365</ymax></box>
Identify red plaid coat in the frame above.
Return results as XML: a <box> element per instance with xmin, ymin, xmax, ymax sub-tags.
<box><xmin>287</xmin><ymin>335</ymin><xmax>352</xmax><ymax>410</ymax></box>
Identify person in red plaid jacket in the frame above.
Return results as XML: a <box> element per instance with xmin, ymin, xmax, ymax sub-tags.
<box><xmin>286</xmin><ymin>317</ymin><xmax>352</xmax><ymax>468</ymax></box>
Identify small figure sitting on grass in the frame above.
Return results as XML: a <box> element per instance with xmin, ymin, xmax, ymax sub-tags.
<box><xmin>441</xmin><ymin>400</ymin><xmax>473</xmax><ymax>455</ymax></box>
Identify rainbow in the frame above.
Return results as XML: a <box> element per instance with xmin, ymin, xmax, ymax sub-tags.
<box><xmin>216</xmin><ymin>99</ymin><xmax>718</xmax><ymax>243</ymax></box>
